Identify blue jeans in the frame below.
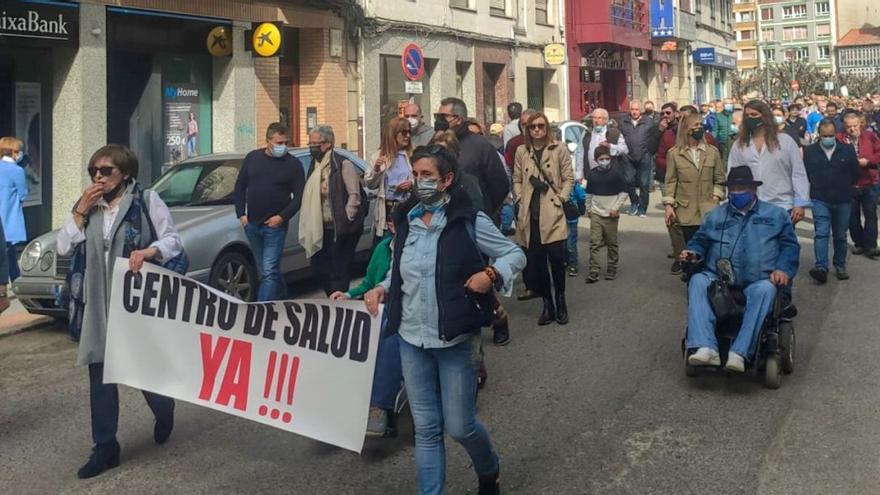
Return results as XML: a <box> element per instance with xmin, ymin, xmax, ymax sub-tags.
<box><xmin>500</xmin><ymin>203</ymin><xmax>514</xmax><ymax>232</ymax></box>
<box><xmin>850</xmin><ymin>187</ymin><xmax>878</xmax><ymax>250</ymax></box>
<box><xmin>566</xmin><ymin>222</ymin><xmax>579</xmax><ymax>266</ymax></box>
<box><xmin>399</xmin><ymin>336</ymin><xmax>499</xmax><ymax>495</ymax></box>
<box><xmin>371</xmin><ymin>334</ymin><xmax>402</xmax><ymax>411</ymax></box>
<box><xmin>686</xmin><ymin>272</ymin><xmax>777</xmax><ymax>360</ymax></box>
<box><xmin>812</xmin><ymin>200</ymin><xmax>852</xmax><ymax>270</ymax></box>
<box><xmin>627</xmin><ymin>155</ymin><xmax>653</xmax><ymax>214</ymax></box>
<box><xmin>186</xmin><ymin>135</ymin><xmax>197</xmax><ymax>157</ymax></box>
<box><xmin>244</xmin><ymin>223</ymin><xmax>287</xmax><ymax>301</ymax></box>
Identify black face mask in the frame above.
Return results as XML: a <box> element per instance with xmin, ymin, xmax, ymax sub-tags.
<box><xmin>744</xmin><ymin>116</ymin><xmax>764</xmax><ymax>132</ymax></box>
<box><xmin>310</xmin><ymin>146</ymin><xmax>327</xmax><ymax>161</ymax></box>
<box><xmin>434</xmin><ymin>117</ymin><xmax>450</xmax><ymax>132</ymax></box>
<box><xmin>645</xmin><ymin>109</ymin><xmax>654</xmax><ymax>115</ymax></box>
<box><xmin>102</xmin><ymin>181</ymin><xmax>126</xmax><ymax>203</ymax></box>
<box><xmin>691</xmin><ymin>129</ymin><xmax>705</xmax><ymax>141</ymax></box>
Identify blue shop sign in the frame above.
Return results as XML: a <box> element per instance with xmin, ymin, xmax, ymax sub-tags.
<box><xmin>692</xmin><ymin>48</ymin><xmax>736</xmax><ymax>69</ymax></box>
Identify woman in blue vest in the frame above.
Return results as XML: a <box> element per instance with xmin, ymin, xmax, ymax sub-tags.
<box><xmin>364</xmin><ymin>145</ymin><xmax>525</xmax><ymax>495</ymax></box>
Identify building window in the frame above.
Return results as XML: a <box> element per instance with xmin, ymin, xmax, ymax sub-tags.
<box><xmin>380</xmin><ymin>55</ymin><xmax>433</xmax><ymax>131</ymax></box>
<box><xmin>762</xmin><ymin>48</ymin><xmax>775</xmax><ymax>62</ymax></box>
<box><xmin>816</xmin><ymin>2</ymin><xmax>830</xmax><ymax>16</ymax></box>
<box><xmin>761</xmin><ymin>28</ymin><xmax>774</xmax><ymax>41</ymax></box>
<box><xmin>782</xmin><ymin>5</ymin><xmax>807</xmax><ymax>19</ymax></box>
<box><xmin>783</xmin><ymin>47</ymin><xmax>809</xmax><ymax>61</ymax></box>
<box><xmin>535</xmin><ymin>0</ymin><xmax>549</xmax><ymax>25</ymax></box>
<box><xmin>761</xmin><ymin>8</ymin><xmax>773</xmax><ymax>21</ymax></box>
<box><xmin>817</xmin><ymin>45</ymin><xmax>830</xmax><ymax>60</ymax></box>
<box><xmin>739</xmin><ymin>29</ymin><xmax>755</xmax><ymax>41</ymax></box>
<box><xmin>450</xmin><ymin>0</ymin><xmax>471</xmax><ymax>9</ymax></box>
<box><xmin>740</xmin><ymin>49</ymin><xmax>757</xmax><ymax>60</ymax></box>
<box><xmin>816</xmin><ymin>24</ymin><xmax>831</xmax><ymax>38</ymax></box>
<box><xmin>526</xmin><ymin>68</ymin><xmax>545</xmax><ymax>112</ymax></box>
<box><xmin>490</xmin><ymin>0</ymin><xmax>506</xmax><ymax>16</ymax></box>
<box><xmin>782</xmin><ymin>25</ymin><xmax>808</xmax><ymax>41</ymax></box>
<box><xmin>738</xmin><ymin>11</ymin><xmax>754</xmax><ymax>22</ymax></box>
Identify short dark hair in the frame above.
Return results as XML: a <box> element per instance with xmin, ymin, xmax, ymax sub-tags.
<box><xmin>594</xmin><ymin>145</ymin><xmax>611</xmax><ymax>160</ymax></box>
<box><xmin>842</xmin><ymin>109</ymin><xmax>861</xmax><ymax>121</ymax></box>
<box><xmin>817</xmin><ymin>118</ymin><xmax>838</xmax><ymax>134</ymax></box>
<box><xmin>440</xmin><ymin>97</ymin><xmax>468</xmax><ymax>119</ymax></box>
<box><xmin>266</xmin><ymin>122</ymin><xmax>289</xmax><ymax>140</ymax></box>
<box><xmin>679</xmin><ymin>105</ymin><xmax>698</xmax><ymax>116</ymax></box>
<box><xmin>89</xmin><ymin>144</ymin><xmax>138</xmax><ymax>181</ymax></box>
<box><xmin>826</xmin><ymin>101</ymin><xmax>838</xmax><ymax>110</ymax></box>
<box><xmin>661</xmin><ymin>102</ymin><xmax>678</xmax><ymax>112</ymax></box>
<box><xmin>507</xmin><ymin>102</ymin><xmax>523</xmax><ymax>119</ymax></box>
<box><xmin>788</xmin><ymin>103</ymin><xmax>802</xmax><ymax>112</ymax></box>
<box><xmin>411</xmin><ymin>144</ymin><xmax>459</xmax><ymax>180</ymax></box>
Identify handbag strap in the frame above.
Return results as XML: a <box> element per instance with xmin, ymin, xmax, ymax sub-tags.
<box><xmin>531</xmin><ymin>149</ymin><xmax>562</xmax><ymax>198</ymax></box>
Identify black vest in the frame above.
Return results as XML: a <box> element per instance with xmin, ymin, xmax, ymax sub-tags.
<box><xmin>383</xmin><ymin>187</ymin><xmax>494</xmax><ymax>342</ymax></box>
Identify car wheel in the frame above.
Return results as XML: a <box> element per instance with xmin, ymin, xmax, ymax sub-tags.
<box><xmin>209</xmin><ymin>251</ymin><xmax>257</xmax><ymax>302</ymax></box>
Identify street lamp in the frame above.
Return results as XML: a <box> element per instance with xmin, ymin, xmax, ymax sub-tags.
<box><xmin>757</xmin><ymin>40</ymin><xmax>780</xmax><ymax>98</ymax></box>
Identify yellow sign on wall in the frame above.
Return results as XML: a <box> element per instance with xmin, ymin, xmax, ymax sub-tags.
<box><xmin>544</xmin><ymin>43</ymin><xmax>565</xmax><ymax>65</ymax></box>
<box><xmin>207</xmin><ymin>26</ymin><xmax>232</xmax><ymax>57</ymax></box>
<box><xmin>252</xmin><ymin>22</ymin><xmax>282</xmax><ymax>57</ymax></box>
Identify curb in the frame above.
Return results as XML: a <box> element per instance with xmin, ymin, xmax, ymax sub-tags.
<box><xmin>0</xmin><ymin>316</ymin><xmax>56</xmax><ymax>339</ymax></box>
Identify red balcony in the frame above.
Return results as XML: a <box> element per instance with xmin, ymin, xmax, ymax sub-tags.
<box><xmin>566</xmin><ymin>0</ymin><xmax>651</xmax><ymax>50</ymax></box>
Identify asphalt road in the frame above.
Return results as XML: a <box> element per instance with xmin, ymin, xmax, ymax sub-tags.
<box><xmin>2</xmin><ymin>199</ymin><xmax>880</xmax><ymax>494</ymax></box>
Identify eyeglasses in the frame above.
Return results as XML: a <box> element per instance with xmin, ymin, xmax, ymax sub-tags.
<box><xmin>433</xmin><ymin>113</ymin><xmax>454</xmax><ymax>120</ymax></box>
<box><xmin>88</xmin><ymin>165</ymin><xmax>117</xmax><ymax>178</ymax></box>
<box><xmin>528</xmin><ymin>123</ymin><xmax>547</xmax><ymax>130</ymax></box>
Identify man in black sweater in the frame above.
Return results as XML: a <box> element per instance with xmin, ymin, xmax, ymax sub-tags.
<box><xmin>234</xmin><ymin>122</ymin><xmax>306</xmax><ymax>301</ymax></box>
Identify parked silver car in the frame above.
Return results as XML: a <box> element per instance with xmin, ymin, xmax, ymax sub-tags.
<box><xmin>13</xmin><ymin>148</ymin><xmax>376</xmax><ymax>318</ymax></box>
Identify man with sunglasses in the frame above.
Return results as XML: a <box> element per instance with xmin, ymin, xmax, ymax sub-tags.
<box><xmin>403</xmin><ymin>103</ymin><xmax>434</xmax><ymax>148</ymax></box>
<box><xmin>233</xmin><ymin>122</ymin><xmax>306</xmax><ymax>301</ymax></box>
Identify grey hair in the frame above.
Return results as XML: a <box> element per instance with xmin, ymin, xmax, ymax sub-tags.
<box><xmin>440</xmin><ymin>97</ymin><xmax>468</xmax><ymax>119</ymax></box>
<box><xmin>522</xmin><ymin>108</ymin><xmax>539</xmax><ymax>117</ymax></box>
<box><xmin>592</xmin><ymin>108</ymin><xmax>609</xmax><ymax>119</ymax></box>
<box><xmin>308</xmin><ymin>125</ymin><xmax>335</xmax><ymax>145</ymax></box>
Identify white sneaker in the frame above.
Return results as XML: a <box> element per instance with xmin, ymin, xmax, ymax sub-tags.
<box><xmin>725</xmin><ymin>352</ymin><xmax>746</xmax><ymax>373</ymax></box>
<box><xmin>688</xmin><ymin>347</ymin><xmax>721</xmax><ymax>366</ymax></box>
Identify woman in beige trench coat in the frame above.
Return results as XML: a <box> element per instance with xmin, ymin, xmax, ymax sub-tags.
<box><xmin>513</xmin><ymin>112</ymin><xmax>574</xmax><ymax>326</ymax></box>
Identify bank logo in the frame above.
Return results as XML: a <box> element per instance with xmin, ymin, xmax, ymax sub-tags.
<box><xmin>164</xmin><ymin>87</ymin><xmax>200</xmax><ymax>99</ymax></box>
<box><xmin>0</xmin><ymin>9</ymin><xmax>69</xmax><ymax>38</ymax></box>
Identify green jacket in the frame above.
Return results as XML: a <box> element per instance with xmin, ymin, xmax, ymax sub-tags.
<box><xmin>712</xmin><ymin>111</ymin><xmax>733</xmax><ymax>144</ymax></box>
<box><xmin>346</xmin><ymin>236</ymin><xmax>392</xmax><ymax>299</ymax></box>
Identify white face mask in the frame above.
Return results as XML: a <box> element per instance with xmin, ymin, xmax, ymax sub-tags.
<box><xmin>566</xmin><ymin>142</ymin><xmax>577</xmax><ymax>153</ymax></box>
<box><xmin>407</xmin><ymin>117</ymin><xmax>419</xmax><ymax>129</ymax></box>
<box><xmin>597</xmin><ymin>158</ymin><xmax>612</xmax><ymax>168</ymax></box>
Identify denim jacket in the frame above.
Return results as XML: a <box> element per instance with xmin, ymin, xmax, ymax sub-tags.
<box><xmin>687</xmin><ymin>199</ymin><xmax>800</xmax><ymax>287</ymax></box>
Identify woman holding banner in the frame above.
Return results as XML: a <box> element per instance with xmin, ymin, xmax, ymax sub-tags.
<box><xmin>56</xmin><ymin>145</ymin><xmax>183</xmax><ymax>479</ymax></box>
<box><xmin>364</xmin><ymin>145</ymin><xmax>525</xmax><ymax>495</ymax></box>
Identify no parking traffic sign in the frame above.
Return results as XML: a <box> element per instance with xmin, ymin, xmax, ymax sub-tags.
<box><xmin>401</xmin><ymin>43</ymin><xmax>425</xmax><ymax>81</ymax></box>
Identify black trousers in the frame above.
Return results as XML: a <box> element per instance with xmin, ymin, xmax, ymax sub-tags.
<box><xmin>526</xmin><ymin>218</ymin><xmax>567</xmax><ymax>297</ymax></box>
<box><xmin>88</xmin><ymin>363</ymin><xmax>174</xmax><ymax>446</ymax></box>
<box><xmin>311</xmin><ymin>228</ymin><xmax>361</xmax><ymax>296</ymax></box>
<box><xmin>681</xmin><ymin>225</ymin><xmax>700</xmax><ymax>244</ymax></box>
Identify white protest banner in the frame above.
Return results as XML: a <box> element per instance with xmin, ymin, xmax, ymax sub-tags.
<box><xmin>104</xmin><ymin>260</ymin><xmax>381</xmax><ymax>453</ymax></box>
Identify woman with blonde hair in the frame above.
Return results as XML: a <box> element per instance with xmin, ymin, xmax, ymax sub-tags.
<box><xmin>365</xmin><ymin>116</ymin><xmax>414</xmax><ymax>242</ymax></box>
<box><xmin>663</xmin><ymin>113</ymin><xmax>726</xmax><ymax>255</ymax></box>
<box><xmin>513</xmin><ymin>112</ymin><xmax>574</xmax><ymax>325</ymax></box>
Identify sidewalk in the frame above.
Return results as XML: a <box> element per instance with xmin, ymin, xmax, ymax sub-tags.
<box><xmin>0</xmin><ymin>296</ymin><xmax>55</xmax><ymax>338</ymax></box>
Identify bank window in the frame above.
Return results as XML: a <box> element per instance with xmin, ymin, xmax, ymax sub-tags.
<box><xmin>526</xmin><ymin>68</ymin><xmax>545</xmax><ymax>111</ymax></box>
<box><xmin>761</xmin><ymin>29</ymin><xmax>774</xmax><ymax>41</ymax></box>
<box><xmin>782</xmin><ymin>5</ymin><xmax>807</xmax><ymax>19</ymax></box>
<box><xmin>761</xmin><ymin>8</ymin><xmax>773</xmax><ymax>20</ymax></box>
<box><xmin>817</xmin><ymin>45</ymin><xmax>830</xmax><ymax>60</ymax></box>
<box><xmin>490</xmin><ymin>0</ymin><xmax>506</xmax><ymax>16</ymax></box>
<box><xmin>535</xmin><ymin>0</ymin><xmax>549</xmax><ymax>25</ymax></box>
<box><xmin>816</xmin><ymin>24</ymin><xmax>831</xmax><ymax>38</ymax></box>
<box><xmin>815</xmin><ymin>2</ymin><xmax>830</xmax><ymax>16</ymax></box>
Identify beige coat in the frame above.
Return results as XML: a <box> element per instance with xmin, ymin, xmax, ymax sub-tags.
<box><xmin>513</xmin><ymin>143</ymin><xmax>574</xmax><ymax>247</ymax></box>
<box><xmin>663</xmin><ymin>143</ymin><xmax>726</xmax><ymax>226</ymax></box>
<box><xmin>365</xmin><ymin>150</ymin><xmax>412</xmax><ymax>238</ymax></box>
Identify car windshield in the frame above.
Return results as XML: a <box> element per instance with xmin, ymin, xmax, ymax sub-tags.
<box><xmin>152</xmin><ymin>159</ymin><xmax>242</xmax><ymax>207</ymax></box>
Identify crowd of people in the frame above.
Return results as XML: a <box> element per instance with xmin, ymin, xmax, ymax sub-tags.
<box><xmin>35</xmin><ymin>86</ymin><xmax>880</xmax><ymax>494</ymax></box>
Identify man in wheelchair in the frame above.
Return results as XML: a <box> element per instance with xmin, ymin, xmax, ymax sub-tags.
<box><xmin>680</xmin><ymin>166</ymin><xmax>800</xmax><ymax>372</ymax></box>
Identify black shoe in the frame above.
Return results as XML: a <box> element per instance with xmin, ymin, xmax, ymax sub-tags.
<box><xmin>585</xmin><ymin>273</ymin><xmax>599</xmax><ymax>284</ymax></box>
<box><xmin>852</xmin><ymin>246</ymin><xmax>865</xmax><ymax>255</ymax></box>
<box><xmin>567</xmin><ymin>266</ymin><xmax>579</xmax><ymax>277</ymax></box>
<box><xmin>835</xmin><ymin>267</ymin><xmax>850</xmax><ymax>280</ymax></box>
<box><xmin>492</xmin><ymin>325</ymin><xmax>510</xmax><ymax>346</ymax></box>
<box><xmin>517</xmin><ymin>289</ymin><xmax>539</xmax><ymax>301</ymax></box>
<box><xmin>605</xmin><ymin>269</ymin><xmax>618</xmax><ymax>281</ymax></box>
<box><xmin>809</xmin><ymin>267</ymin><xmax>828</xmax><ymax>284</ymax></box>
<box><xmin>478</xmin><ymin>470</ymin><xmax>501</xmax><ymax>495</ymax></box>
<box><xmin>154</xmin><ymin>403</ymin><xmax>175</xmax><ymax>445</ymax></box>
<box><xmin>670</xmin><ymin>260</ymin><xmax>682</xmax><ymax>275</ymax></box>
<box><xmin>77</xmin><ymin>441</ymin><xmax>120</xmax><ymax>479</ymax></box>
<box><xmin>782</xmin><ymin>303</ymin><xmax>798</xmax><ymax>319</ymax></box>
<box><xmin>868</xmin><ymin>248</ymin><xmax>880</xmax><ymax>260</ymax></box>
<box><xmin>538</xmin><ymin>297</ymin><xmax>556</xmax><ymax>326</ymax></box>
<box><xmin>555</xmin><ymin>291</ymin><xmax>568</xmax><ymax>325</ymax></box>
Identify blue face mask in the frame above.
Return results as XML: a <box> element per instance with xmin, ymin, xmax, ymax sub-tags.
<box><xmin>729</xmin><ymin>191</ymin><xmax>755</xmax><ymax>210</ymax></box>
<box><xmin>724</xmin><ymin>104</ymin><xmax>734</xmax><ymax>113</ymax></box>
<box><xmin>820</xmin><ymin>137</ymin><xmax>837</xmax><ymax>149</ymax></box>
<box><xmin>270</xmin><ymin>144</ymin><xmax>288</xmax><ymax>158</ymax></box>
<box><xmin>730</xmin><ymin>124</ymin><xmax>739</xmax><ymax>134</ymax></box>
<box><xmin>594</xmin><ymin>125</ymin><xmax>606</xmax><ymax>134</ymax></box>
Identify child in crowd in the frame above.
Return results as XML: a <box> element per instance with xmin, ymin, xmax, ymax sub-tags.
<box><xmin>585</xmin><ymin>145</ymin><xmax>628</xmax><ymax>283</ymax></box>
<box><xmin>567</xmin><ymin>180</ymin><xmax>587</xmax><ymax>276</ymax></box>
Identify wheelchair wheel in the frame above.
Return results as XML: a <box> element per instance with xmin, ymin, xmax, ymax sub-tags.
<box><xmin>779</xmin><ymin>322</ymin><xmax>795</xmax><ymax>374</ymax></box>
<box><xmin>765</xmin><ymin>356</ymin><xmax>782</xmax><ymax>389</ymax></box>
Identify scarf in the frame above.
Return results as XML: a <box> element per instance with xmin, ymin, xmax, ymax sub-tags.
<box><xmin>299</xmin><ymin>153</ymin><xmax>331</xmax><ymax>258</ymax></box>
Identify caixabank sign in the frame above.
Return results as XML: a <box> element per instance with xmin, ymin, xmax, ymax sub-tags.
<box><xmin>0</xmin><ymin>1</ymin><xmax>79</xmax><ymax>48</ymax></box>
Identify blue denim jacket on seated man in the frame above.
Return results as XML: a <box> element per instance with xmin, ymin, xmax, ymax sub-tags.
<box><xmin>686</xmin><ymin>199</ymin><xmax>800</xmax><ymax>287</ymax></box>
